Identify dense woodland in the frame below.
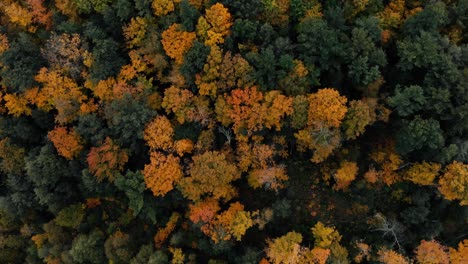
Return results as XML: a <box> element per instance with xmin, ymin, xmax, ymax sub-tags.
<box><xmin>0</xmin><ymin>0</ymin><xmax>467</xmax><ymax>263</ymax></box>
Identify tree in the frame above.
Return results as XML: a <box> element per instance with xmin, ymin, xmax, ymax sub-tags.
<box><xmin>178</xmin><ymin>151</ymin><xmax>240</xmax><ymax>202</ymax></box>
<box><xmin>161</xmin><ymin>24</ymin><xmax>197</xmax><ymax>64</ymax></box>
<box><xmin>3</xmin><ymin>93</ymin><xmax>32</xmax><ymax>117</ymax></box>
<box><xmin>154</xmin><ymin>213</ymin><xmax>179</xmax><ymax>248</ymax></box>
<box><xmin>34</xmin><ymin>67</ymin><xmax>87</xmax><ymax>124</ymax></box>
<box><xmin>196</xmin><ymin>3</ymin><xmax>233</xmax><ymax>46</ymax></box>
<box><xmin>449</xmin><ymin>239</ymin><xmax>467</xmax><ymax>264</ymax></box>
<box><xmin>307</xmin><ymin>88</ymin><xmax>348</xmax><ymax>129</ymax></box>
<box><xmin>54</xmin><ymin>204</ymin><xmax>85</xmax><ymax>228</ymax></box>
<box><xmin>143</xmin><ymin>151</ymin><xmax>183</xmax><ymax>197</ymax></box>
<box><xmin>104</xmin><ymin>231</ymin><xmax>134</xmax><ymax>264</ymax></box>
<box><xmin>123</xmin><ymin>17</ymin><xmax>148</xmax><ymax>49</ymax></box>
<box><xmin>48</xmin><ymin>127</ymin><xmax>83</xmax><ymax>160</ymax></box>
<box><xmin>161</xmin><ymin>86</ymin><xmax>194</xmax><ymax>124</ymax></box>
<box><xmin>265</xmin><ymin>231</ymin><xmax>303</xmax><ymax>264</ymax></box>
<box><xmin>311</xmin><ymin>222</ymin><xmax>341</xmax><ymax>249</ymax></box>
<box><xmin>414</xmin><ymin>240</ymin><xmax>449</xmax><ymax>264</ymax></box>
<box><xmin>201</xmin><ymin>202</ymin><xmax>255</xmax><ymax>243</ymax></box>
<box><xmin>438</xmin><ymin>161</ymin><xmax>467</xmax><ymax>205</ymax></box>
<box><xmin>342</xmin><ymin>99</ymin><xmax>376</xmax><ymax>140</ymax></box>
<box><xmin>144</xmin><ymin>115</ymin><xmax>175</xmax><ymax>151</ymax></box>
<box><xmin>377</xmin><ymin>249</ymin><xmax>408</xmax><ymax>264</ymax></box>
<box><xmin>87</xmin><ymin>137</ymin><xmax>129</xmax><ymax>182</ymax></box>
<box><xmin>152</xmin><ymin>0</ymin><xmax>178</xmax><ymax>16</ymax></box>
<box><xmin>69</xmin><ymin>229</ymin><xmax>106</xmax><ymax>264</ymax></box>
<box><xmin>188</xmin><ymin>198</ymin><xmax>220</xmax><ymax>224</ymax></box>
<box><xmin>333</xmin><ymin>161</ymin><xmax>358</xmax><ymax>191</ymax></box>
<box><xmin>404</xmin><ymin>162</ymin><xmax>441</xmax><ymax>186</ymax></box>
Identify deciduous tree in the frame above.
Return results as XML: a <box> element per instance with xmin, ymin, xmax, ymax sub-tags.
<box><xmin>438</xmin><ymin>161</ymin><xmax>467</xmax><ymax>205</ymax></box>
<box><xmin>48</xmin><ymin>127</ymin><xmax>83</xmax><ymax>160</ymax></box>
<box><xmin>87</xmin><ymin>137</ymin><xmax>129</xmax><ymax>182</ymax></box>
<box><xmin>143</xmin><ymin>152</ymin><xmax>183</xmax><ymax>197</ymax></box>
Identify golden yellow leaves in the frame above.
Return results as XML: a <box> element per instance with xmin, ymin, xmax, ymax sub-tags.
<box><xmin>161</xmin><ymin>24</ymin><xmax>196</xmax><ymax>64</ymax></box>
<box><xmin>178</xmin><ymin>151</ymin><xmax>240</xmax><ymax>202</ymax></box>
<box><xmin>438</xmin><ymin>161</ymin><xmax>467</xmax><ymax>206</ymax></box>
<box><xmin>404</xmin><ymin>162</ymin><xmax>441</xmax><ymax>186</ymax></box>
<box><xmin>196</xmin><ymin>3</ymin><xmax>233</xmax><ymax>46</ymax></box>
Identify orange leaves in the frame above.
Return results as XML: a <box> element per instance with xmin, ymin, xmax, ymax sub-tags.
<box><xmin>143</xmin><ymin>152</ymin><xmax>183</xmax><ymax>197</ymax></box>
<box><xmin>154</xmin><ymin>212</ymin><xmax>179</xmax><ymax>248</ymax></box>
<box><xmin>34</xmin><ymin>68</ymin><xmax>86</xmax><ymax>124</ymax></box>
<box><xmin>438</xmin><ymin>161</ymin><xmax>467</xmax><ymax>205</ymax></box>
<box><xmin>26</xmin><ymin>0</ymin><xmax>53</xmax><ymax>29</ymax></box>
<box><xmin>161</xmin><ymin>24</ymin><xmax>196</xmax><ymax>64</ymax></box>
<box><xmin>449</xmin><ymin>240</ymin><xmax>468</xmax><ymax>264</ymax></box>
<box><xmin>189</xmin><ymin>198</ymin><xmax>220</xmax><ymax>224</ymax></box>
<box><xmin>222</xmin><ymin>87</ymin><xmax>292</xmax><ymax>135</ymax></box>
<box><xmin>307</xmin><ymin>88</ymin><xmax>348</xmax><ymax>129</ymax></box>
<box><xmin>196</xmin><ymin>3</ymin><xmax>233</xmax><ymax>46</ymax></box>
<box><xmin>144</xmin><ymin>116</ymin><xmax>174</xmax><ymax>151</ymax></box>
<box><xmin>248</xmin><ymin>166</ymin><xmax>288</xmax><ymax>191</ymax></box>
<box><xmin>87</xmin><ymin>137</ymin><xmax>128</xmax><ymax>182</ymax></box>
<box><xmin>333</xmin><ymin>161</ymin><xmax>358</xmax><ymax>191</ymax></box>
<box><xmin>377</xmin><ymin>249</ymin><xmax>408</xmax><ymax>264</ymax></box>
<box><xmin>178</xmin><ymin>151</ymin><xmax>240</xmax><ymax>202</ymax></box>
<box><xmin>414</xmin><ymin>240</ymin><xmax>449</xmax><ymax>264</ymax></box>
<box><xmin>48</xmin><ymin>127</ymin><xmax>83</xmax><ymax>160</ymax></box>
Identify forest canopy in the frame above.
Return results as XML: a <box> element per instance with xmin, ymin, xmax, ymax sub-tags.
<box><xmin>0</xmin><ymin>0</ymin><xmax>467</xmax><ymax>263</ymax></box>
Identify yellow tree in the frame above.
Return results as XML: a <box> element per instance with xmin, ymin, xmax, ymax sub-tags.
<box><xmin>48</xmin><ymin>127</ymin><xmax>83</xmax><ymax>160</ymax></box>
<box><xmin>34</xmin><ymin>68</ymin><xmax>86</xmax><ymax>124</ymax></box>
<box><xmin>311</xmin><ymin>222</ymin><xmax>341</xmax><ymax>249</ymax></box>
<box><xmin>438</xmin><ymin>161</ymin><xmax>467</xmax><ymax>205</ymax></box>
<box><xmin>404</xmin><ymin>162</ymin><xmax>441</xmax><ymax>186</ymax></box>
<box><xmin>3</xmin><ymin>93</ymin><xmax>32</xmax><ymax>117</ymax></box>
<box><xmin>144</xmin><ymin>116</ymin><xmax>175</xmax><ymax>151</ymax></box>
<box><xmin>161</xmin><ymin>23</ymin><xmax>196</xmax><ymax>64</ymax></box>
<box><xmin>152</xmin><ymin>0</ymin><xmax>179</xmax><ymax>16</ymax></box>
<box><xmin>265</xmin><ymin>231</ymin><xmax>303</xmax><ymax>264</ymax></box>
<box><xmin>414</xmin><ymin>240</ymin><xmax>449</xmax><ymax>264</ymax></box>
<box><xmin>178</xmin><ymin>151</ymin><xmax>240</xmax><ymax>202</ymax></box>
<box><xmin>161</xmin><ymin>86</ymin><xmax>194</xmax><ymax>124</ymax></box>
<box><xmin>122</xmin><ymin>17</ymin><xmax>148</xmax><ymax>49</ymax></box>
<box><xmin>295</xmin><ymin>88</ymin><xmax>347</xmax><ymax>163</ymax></box>
<box><xmin>201</xmin><ymin>202</ymin><xmax>256</xmax><ymax>243</ymax></box>
<box><xmin>307</xmin><ymin>88</ymin><xmax>348</xmax><ymax>129</ymax></box>
<box><xmin>143</xmin><ymin>152</ymin><xmax>183</xmax><ymax>197</ymax></box>
<box><xmin>196</xmin><ymin>3</ymin><xmax>233</xmax><ymax>46</ymax></box>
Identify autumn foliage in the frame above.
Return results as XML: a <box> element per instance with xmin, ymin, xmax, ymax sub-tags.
<box><xmin>48</xmin><ymin>127</ymin><xmax>83</xmax><ymax>160</ymax></box>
